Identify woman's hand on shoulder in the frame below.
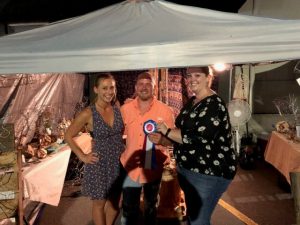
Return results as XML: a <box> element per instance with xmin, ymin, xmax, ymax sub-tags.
<box><xmin>124</xmin><ymin>98</ymin><xmax>134</xmax><ymax>104</ymax></box>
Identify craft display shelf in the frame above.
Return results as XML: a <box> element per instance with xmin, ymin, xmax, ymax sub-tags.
<box><xmin>0</xmin><ymin>124</ymin><xmax>21</xmax><ymax>225</ymax></box>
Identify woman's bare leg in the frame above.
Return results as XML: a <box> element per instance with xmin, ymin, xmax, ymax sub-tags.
<box><xmin>105</xmin><ymin>197</ymin><xmax>121</xmax><ymax>225</ymax></box>
<box><xmin>92</xmin><ymin>199</ymin><xmax>106</xmax><ymax>225</ymax></box>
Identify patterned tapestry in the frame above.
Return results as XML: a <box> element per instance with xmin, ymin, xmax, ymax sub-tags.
<box><xmin>167</xmin><ymin>68</ymin><xmax>189</xmax><ymax>116</ymax></box>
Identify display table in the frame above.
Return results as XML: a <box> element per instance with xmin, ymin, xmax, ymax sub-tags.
<box><xmin>264</xmin><ymin>131</ymin><xmax>300</xmax><ymax>184</ymax></box>
<box><xmin>22</xmin><ymin>133</ymin><xmax>92</xmax><ymax>206</ymax></box>
<box><xmin>265</xmin><ymin>131</ymin><xmax>300</xmax><ymax>224</ymax></box>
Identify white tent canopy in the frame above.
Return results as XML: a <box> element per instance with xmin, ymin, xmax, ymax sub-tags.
<box><xmin>1</xmin><ymin>0</ymin><xmax>300</xmax><ymax>74</ymax></box>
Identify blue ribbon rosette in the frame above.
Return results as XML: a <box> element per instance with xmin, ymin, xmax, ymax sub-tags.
<box><xmin>143</xmin><ymin>119</ymin><xmax>157</xmax><ymax>169</ymax></box>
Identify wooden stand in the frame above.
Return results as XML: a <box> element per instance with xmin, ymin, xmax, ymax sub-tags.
<box><xmin>290</xmin><ymin>172</ymin><xmax>300</xmax><ymax>225</ymax></box>
<box><xmin>0</xmin><ymin>124</ymin><xmax>19</xmax><ymax>225</ymax></box>
<box><xmin>17</xmin><ymin>150</ymin><xmax>24</xmax><ymax>225</ymax></box>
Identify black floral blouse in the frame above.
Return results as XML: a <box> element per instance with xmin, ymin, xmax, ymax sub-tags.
<box><xmin>174</xmin><ymin>94</ymin><xmax>237</xmax><ymax>180</ymax></box>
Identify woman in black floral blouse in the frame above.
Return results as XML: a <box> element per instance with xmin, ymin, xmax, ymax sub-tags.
<box><xmin>149</xmin><ymin>66</ymin><xmax>237</xmax><ymax>225</ymax></box>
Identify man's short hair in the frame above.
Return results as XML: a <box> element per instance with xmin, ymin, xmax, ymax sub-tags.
<box><xmin>136</xmin><ymin>72</ymin><xmax>154</xmax><ymax>83</ymax></box>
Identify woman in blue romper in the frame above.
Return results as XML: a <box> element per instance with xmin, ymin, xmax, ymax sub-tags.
<box><xmin>66</xmin><ymin>73</ymin><xmax>124</xmax><ymax>225</ymax></box>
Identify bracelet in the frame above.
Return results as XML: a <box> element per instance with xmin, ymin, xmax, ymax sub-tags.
<box><xmin>165</xmin><ymin>128</ymin><xmax>172</xmax><ymax>138</ymax></box>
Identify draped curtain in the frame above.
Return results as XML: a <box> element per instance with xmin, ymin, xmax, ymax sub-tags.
<box><xmin>0</xmin><ymin>73</ymin><xmax>86</xmax><ymax>144</ymax></box>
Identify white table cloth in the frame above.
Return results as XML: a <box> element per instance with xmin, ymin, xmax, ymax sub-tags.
<box><xmin>22</xmin><ymin>133</ymin><xmax>92</xmax><ymax>206</ymax></box>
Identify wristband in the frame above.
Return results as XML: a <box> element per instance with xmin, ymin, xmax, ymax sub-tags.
<box><xmin>165</xmin><ymin>128</ymin><xmax>172</xmax><ymax>138</ymax></box>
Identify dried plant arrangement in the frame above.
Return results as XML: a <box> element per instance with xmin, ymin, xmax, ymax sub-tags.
<box><xmin>273</xmin><ymin>94</ymin><xmax>300</xmax><ymax>140</ymax></box>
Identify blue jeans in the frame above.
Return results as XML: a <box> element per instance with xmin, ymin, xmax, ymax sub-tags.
<box><xmin>121</xmin><ymin>171</ymin><xmax>161</xmax><ymax>225</ymax></box>
<box><xmin>177</xmin><ymin>166</ymin><xmax>232</xmax><ymax>225</ymax></box>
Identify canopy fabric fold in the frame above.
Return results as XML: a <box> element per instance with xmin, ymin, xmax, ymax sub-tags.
<box><xmin>0</xmin><ymin>0</ymin><xmax>300</xmax><ymax>74</ymax></box>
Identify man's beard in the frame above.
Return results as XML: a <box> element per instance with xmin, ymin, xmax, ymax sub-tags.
<box><xmin>138</xmin><ymin>93</ymin><xmax>152</xmax><ymax>101</ymax></box>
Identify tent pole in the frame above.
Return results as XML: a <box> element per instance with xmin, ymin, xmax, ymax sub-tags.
<box><xmin>228</xmin><ymin>66</ymin><xmax>233</xmax><ymax>102</ymax></box>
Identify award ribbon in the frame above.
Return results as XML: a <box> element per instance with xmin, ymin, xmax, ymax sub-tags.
<box><xmin>143</xmin><ymin>120</ymin><xmax>157</xmax><ymax>169</ymax></box>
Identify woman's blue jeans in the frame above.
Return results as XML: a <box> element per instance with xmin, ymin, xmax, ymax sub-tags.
<box><xmin>177</xmin><ymin>166</ymin><xmax>232</xmax><ymax>225</ymax></box>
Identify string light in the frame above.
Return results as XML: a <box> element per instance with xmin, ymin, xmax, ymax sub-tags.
<box><xmin>296</xmin><ymin>77</ymin><xmax>300</xmax><ymax>86</ymax></box>
<box><xmin>212</xmin><ymin>63</ymin><xmax>231</xmax><ymax>72</ymax></box>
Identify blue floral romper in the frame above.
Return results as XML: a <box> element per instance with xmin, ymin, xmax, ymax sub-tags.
<box><xmin>82</xmin><ymin>104</ymin><xmax>124</xmax><ymax>199</ymax></box>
